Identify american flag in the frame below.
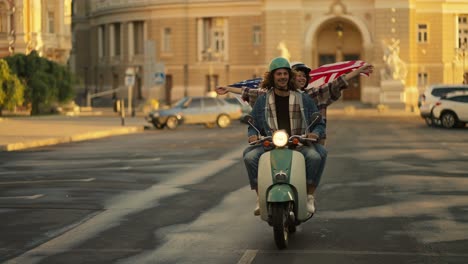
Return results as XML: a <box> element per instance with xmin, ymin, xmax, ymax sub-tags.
<box><xmin>229</xmin><ymin>60</ymin><xmax>368</xmax><ymax>89</ymax></box>
<box><xmin>229</xmin><ymin>77</ymin><xmax>263</xmax><ymax>88</ymax></box>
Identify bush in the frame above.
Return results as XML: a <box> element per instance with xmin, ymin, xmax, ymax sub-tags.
<box><xmin>0</xmin><ymin>59</ymin><xmax>25</xmax><ymax>116</ymax></box>
<box><xmin>4</xmin><ymin>51</ymin><xmax>77</xmax><ymax>115</ymax></box>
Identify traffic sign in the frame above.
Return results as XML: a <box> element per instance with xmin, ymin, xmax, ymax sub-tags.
<box><xmin>125</xmin><ymin>75</ymin><xmax>135</xmax><ymax>86</ymax></box>
<box><xmin>153</xmin><ymin>72</ymin><xmax>165</xmax><ymax>85</ymax></box>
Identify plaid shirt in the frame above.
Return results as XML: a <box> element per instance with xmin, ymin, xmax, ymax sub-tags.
<box><xmin>248</xmin><ymin>90</ymin><xmax>325</xmax><ymax>138</ymax></box>
<box><xmin>241</xmin><ymin>75</ymin><xmax>348</xmax><ymax>120</ymax></box>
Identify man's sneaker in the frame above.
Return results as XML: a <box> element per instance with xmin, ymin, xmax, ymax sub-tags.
<box><xmin>307</xmin><ymin>195</ymin><xmax>316</xmax><ymax>214</ymax></box>
<box><xmin>254</xmin><ymin>197</ymin><xmax>260</xmax><ymax>216</ymax></box>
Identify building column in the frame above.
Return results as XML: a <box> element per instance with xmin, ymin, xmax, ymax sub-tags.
<box><xmin>128</xmin><ymin>21</ymin><xmax>134</xmax><ymax>59</ymax></box>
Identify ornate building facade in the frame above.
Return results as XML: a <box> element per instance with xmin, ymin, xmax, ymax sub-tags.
<box><xmin>71</xmin><ymin>0</ymin><xmax>468</xmax><ymax>110</ymax></box>
<box><xmin>0</xmin><ymin>0</ymin><xmax>72</xmax><ymax>64</ymax></box>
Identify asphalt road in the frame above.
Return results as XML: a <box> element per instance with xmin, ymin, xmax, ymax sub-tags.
<box><xmin>0</xmin><ymin>116</ymin><xmax>467</xmax><ymax>264</ymax></box>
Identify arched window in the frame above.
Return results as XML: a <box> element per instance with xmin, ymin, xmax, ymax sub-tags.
<box><xmin>0</xmin><ymin>2</ymin><xmax>9</xmax><ymax>34</ymax></box>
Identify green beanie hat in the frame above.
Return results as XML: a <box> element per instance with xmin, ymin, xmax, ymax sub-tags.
<box><xmin>269</xmin><ymin>57</ymin><xmax>291</xmax><ymax>72</ymax></box>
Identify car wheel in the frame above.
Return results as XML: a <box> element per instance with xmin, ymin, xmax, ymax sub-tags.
<box><xmin>440</xmin><ymin>112</ymin><xmax>457</xmax><ymax>128</ymax></box>
<box><xmin>424</xmin><ymin>117</ymin><xmax>434</xmax><ymax>127</ymax></box>
<box><xmin>217</xmin><ymin>114</ymin><xmax>231</xmax><ymax>128</ymax></box>
<box><xmin>151</xmin><ymin>121</ymin><xmax>165</xmax><ymax>129</ymax></box>
<box><xmin>204</xmin><ymin>123</ymin><xmax>216</xmax><ymax>128</ymax></box>
<box><xmin>166</xmin><ymin>116</ymin><xmax>179</xmax><ymax>130</ymax></box>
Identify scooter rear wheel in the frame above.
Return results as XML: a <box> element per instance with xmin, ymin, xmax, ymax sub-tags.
<box><xmin>271</xmin><ymin>203</ymin><xmax>289</xmax><ymax>249</ymax></box>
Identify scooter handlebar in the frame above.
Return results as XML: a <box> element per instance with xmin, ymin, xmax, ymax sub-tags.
<box><xmin>249</xmin><ymin>136</ymin><xmax>272</xmax><ymax>145</ymax></box>
<box><xmin>290</xmin><ymin>135</ymin><xmax>317</xmax><ymax>144</ymax></box>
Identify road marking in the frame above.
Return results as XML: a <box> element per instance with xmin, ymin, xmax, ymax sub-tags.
<box><xmin>237</xmin><ymin>250</ymin><xmax>258</xmax><ymax>264</ymax></box>
<box><xmin>0</xmin><ymin>178</ymin><xmax>95</xmax><ymax>185</ymax></box>
<box><xmin>0</xmin><ymin>194</ymin><xmax>44</xmax><ymax>200</ymax></box>
<box><xmin>5</xmin><ymin>146</ymin><xmax>246</xmax><ymax>264</ymax></box>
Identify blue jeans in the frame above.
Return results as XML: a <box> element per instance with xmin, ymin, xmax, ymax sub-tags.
<box><xmin>243</xmin><ymin>144</ymin><xmax>327</xmax><ymax>190</ymax></box>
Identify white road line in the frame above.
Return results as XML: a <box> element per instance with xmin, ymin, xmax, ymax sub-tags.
<box><xmin>237</xmin><ymin>250</ymin><xmax>258</xmax><ymax>264</ymax></box>
<box><xmin>5</xmin><ymin>146</ymin><xmax>245</xmax><ymax>264</ymax></box>
<box><xmin>0</xmin><ymin>194</ymin><xmax>44</xmax><ymax>200</ymax></box>
<box><xmin>0</xmin><ymin>178</ymin><xmax>95</xmax><ymax>185</ymax></box>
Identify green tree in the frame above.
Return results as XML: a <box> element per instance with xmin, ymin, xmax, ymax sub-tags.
<box><xmin>4</xmin><ymin>51</ymin><xmax>76</xmax><ymax>115</ymax></box>
<box><xmin>0</xmin><ymin>59</ymin><xmax>25</xmax><ymax>116</ymax></box>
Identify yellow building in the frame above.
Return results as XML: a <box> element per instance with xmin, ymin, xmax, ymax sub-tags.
<box><xmin>71</xmin><ymin>0</ymin><xmax>468</xmax><ymax>110</ymax></box>
<box><xmin>0</xmin><ymin>0</ymin><xmax>72</xmax><ymax>64</ymax></box>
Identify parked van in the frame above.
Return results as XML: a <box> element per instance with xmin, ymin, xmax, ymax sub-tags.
<box><xmin>418</xmin><ymin>84</ymin><xmax>468</xmax><ymax>126</ymax></box>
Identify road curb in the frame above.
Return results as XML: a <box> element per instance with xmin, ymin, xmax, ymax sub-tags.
<box><xmin>1</xmin><ymin>126</ymin><xmax>144</xmax><ymax>152</ymax></box>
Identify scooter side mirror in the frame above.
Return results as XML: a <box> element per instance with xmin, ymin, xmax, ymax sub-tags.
<box><xmin>243</xmin><ymin>115</ymin><xmax>254</xmax><ymax>125</ymax></box>
<box><xmin>244</xmin><ymin>114</ymin><xmax>262</xmax><ymax>136</ymax></box>
<box><xmin>306</xmin><ymin>112</ymin><xmax>322</xmax><ymax>132</ymax></box>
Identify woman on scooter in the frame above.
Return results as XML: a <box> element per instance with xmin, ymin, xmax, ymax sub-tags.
<box><xmin>243</xmin><ymin>57</ymin><xmax>325</xmax><ymax>216</ymax></box>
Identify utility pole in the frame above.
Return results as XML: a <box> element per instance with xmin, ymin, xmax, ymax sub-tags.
<box><xmin>125</xmin><ymin>67</ymin><xmax>136</xmax><ymax>116</ymax></box>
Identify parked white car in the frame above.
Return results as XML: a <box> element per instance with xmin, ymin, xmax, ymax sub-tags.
<box><xmin>431</xmin><ymin>91</ymin><xmax>468</xmax><ymax>128</ymax></box>
<box><xmin>419</xmin><ymin>84</ymin><xmax>468</xmax><ymax>126</ymax></box>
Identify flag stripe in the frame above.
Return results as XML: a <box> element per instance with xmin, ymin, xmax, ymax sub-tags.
<box><xmin>228</xmin><ymin>60</ymin><xmax>368</xmax><ymax>89</ymax></box>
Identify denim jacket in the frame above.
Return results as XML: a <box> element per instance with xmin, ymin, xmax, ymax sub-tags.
<box><xmin>247</xmin><ymin>90</ymin><xmax>326</xmax><ymax>138</ymax></box>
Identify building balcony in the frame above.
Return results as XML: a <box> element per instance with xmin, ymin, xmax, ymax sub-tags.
<box><xmin>29</xmin><ymin>33</ymin><xmax>72</xmax><ymax>51</ymax></box>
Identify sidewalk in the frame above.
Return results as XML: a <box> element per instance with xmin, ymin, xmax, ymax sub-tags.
<box><xmin>0</xmin><ymin>112</ymin><xmax>148</xmax><ymax>152</ymax></box>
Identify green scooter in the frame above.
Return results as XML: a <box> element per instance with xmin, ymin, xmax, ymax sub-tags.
<box><xmin>244</xmin><ymin>113</ymin><xmax>321</xmax><ymax>249</ymax></box>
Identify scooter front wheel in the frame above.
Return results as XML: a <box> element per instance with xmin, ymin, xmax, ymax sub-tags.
<box><xmin>271</xmin><ymin>203</ymin><xmax>289</xmax><ymax>249</ymax></box>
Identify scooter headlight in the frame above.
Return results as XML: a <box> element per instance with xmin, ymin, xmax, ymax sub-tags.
<box><xmin>272</xmin><ymin>130</ymin><xmax>288</xmax><ymax>147</ymax></box>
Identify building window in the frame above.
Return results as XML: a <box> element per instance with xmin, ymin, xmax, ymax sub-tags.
<box><xmin>417</xmin><ymin>24</ymin><xmax>428</xmax><ymax>43</ymax></box>
<box><xmin>418</xmin><ymin>72</ymin><xmax>428</xmax><ymax>87</ymax></box>
<box><xmin>199</xmin><ymin>17</ymin><xmax>226</xmax><ymax>61</ymax></box>
<box><xmin>253</xmin><ymin>25</ymin><xmax>262</xmax><ymax>46</ymax></box>
<box><xmin>458</xmin><ymin>15</ymin><xmax>468</xmax><ymax>48</ymax></box>
<box><xmin>162</xmin><ymin>27</ymin><xmax>171</xmax><ymax>53</ymax></box>
<box><xmin>134</xmin><ymin>21</ymin><xmax>144</xmax><ymax>55</ymax></box>
<box><xmin>112</xmin><ymin>23</ymin><xmax>121</xmax><ymax>56</ymax></box>
<box><xmin>98</xmin><ymin>25</ymin><xmax>105</xmax><ymax>58</ymax></box>
<box><xmin>48</xmin><ymin>11</ymin><xmax>55</xmax><ymax>34</ymax></box>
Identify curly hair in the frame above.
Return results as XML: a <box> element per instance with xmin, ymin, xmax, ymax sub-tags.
<box><xmin>260</xmin><ymin>69</ymin><xmax>299</xmax><ymax>91</ymax></box>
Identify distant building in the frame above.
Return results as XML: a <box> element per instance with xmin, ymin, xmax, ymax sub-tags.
<box><xmin>0</xmin><ymin>0</ymin><xmax>72</xmax><ymax>64</ymax></box>
<box><xmin>71</xmin><ymin>0</ymin><xmax>468</xmax><ymax>110</ymax></box>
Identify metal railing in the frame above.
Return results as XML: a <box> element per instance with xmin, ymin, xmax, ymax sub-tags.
<box><xmin>86</xmin><ymin>88</ymin><xmax>121</xmax><ymax>107</ymax></box>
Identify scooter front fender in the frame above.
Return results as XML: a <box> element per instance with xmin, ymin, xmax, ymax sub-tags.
<box><xmin>267</xmin><ymin>184</ymin><xmax>294</xmax><ymax>202</ymax></box>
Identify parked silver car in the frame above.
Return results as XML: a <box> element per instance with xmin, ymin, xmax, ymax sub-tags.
<box><xmin>224</xmin><ymin>97</ymin><xmax>252</xmax><ymax>123</ymax></box>
<box><xmin>146</xmin><ymin>96</ymin><xmax>242</xmax><ymax>129</ymax></box>
<box><xmin>419</xmin><ymin>84</ymin><xmax>468</xmax><ymax>126</ymax></box>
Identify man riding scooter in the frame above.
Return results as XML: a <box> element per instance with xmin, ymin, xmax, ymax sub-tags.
<box><xmin>243</xmin><ymin>57</ymin><xmax>326</xmax><ymax>216</ymax></box>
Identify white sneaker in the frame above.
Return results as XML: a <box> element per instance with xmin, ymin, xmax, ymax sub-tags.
<box><xmin>307</xmin><ymin>195</ymin><xmax>316</xmax><ymax>214</ymax></box>
<box><xmin>254</xmin><ymin>197</ymin><xmax>260</xmax><ymax>216</ymax></box>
